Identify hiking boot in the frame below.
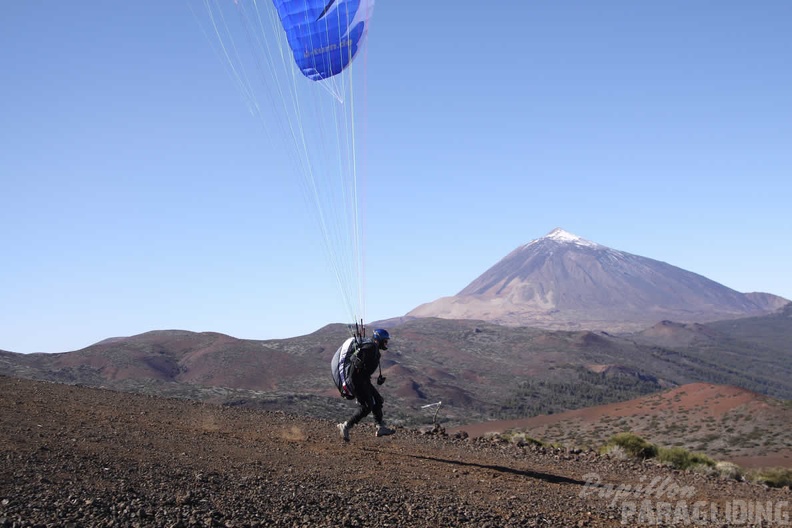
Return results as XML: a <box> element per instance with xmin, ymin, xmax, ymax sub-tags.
<box><xmin>337</xmin><ymin>422</ymin><xmax>350</xmax><ymax>442</ymax></box>
<box><xmin>375</xmin><ymin>424</ymin><xmax>395</xmax><ymax>437</ymax></box>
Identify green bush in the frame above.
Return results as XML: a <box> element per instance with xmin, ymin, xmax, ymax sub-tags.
<box><xmin>600</xmin><ymin>432</ymin><xmax>658</xmax><ymax>459</ymax></box>
<box><xmin>657</xmin><ymin>446</ymin><xmax>715</xmax><ymax>470</ymax></box>
<box><xmin>749</xmin><ymin>467</ymin><xmax>792</xmax><ymax>488</ymax></box>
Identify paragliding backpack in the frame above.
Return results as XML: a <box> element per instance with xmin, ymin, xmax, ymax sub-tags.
<box><xmin>331</xmin><ymin>337</ymin><xmax>360</xmax><ymax>400</ymax></box>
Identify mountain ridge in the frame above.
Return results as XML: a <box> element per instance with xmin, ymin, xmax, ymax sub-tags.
<box><xmin>2</xmin><ymin>308</ymin><xmax>791</xmax><ymax>426</ymax></box>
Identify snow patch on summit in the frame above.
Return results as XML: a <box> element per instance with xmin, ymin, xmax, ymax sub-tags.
<box><xmin>525</xmin><ymin>228</ymin><xmax>599</xmax><ymax>248</ymax></box>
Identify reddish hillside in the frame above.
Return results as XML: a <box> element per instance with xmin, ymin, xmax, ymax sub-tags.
<box><xmin>2</xmin><ymin>317</ymin><xmax>791</xmax><ymax>432</ymax></box>
<box><xmin>451</xmin><ymin>383</ymin><xmax>792</xmax><ymax>468</ymax></box>
<box><xmin>12</xmin><ymin>330</ymin><xmax>300</xmax><ymax>391</ymax></box>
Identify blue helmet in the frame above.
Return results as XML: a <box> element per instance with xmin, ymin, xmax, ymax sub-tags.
<box><xmin>372</xmin><ymin>328</ymin><xmax>390</xmax><ymax>350</ymax></box>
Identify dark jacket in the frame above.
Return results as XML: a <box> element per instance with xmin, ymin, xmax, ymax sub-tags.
<box><xmin>350</xmin><ymin>338</ymin><xmax>381</xmax><ymax>379</ymax></box>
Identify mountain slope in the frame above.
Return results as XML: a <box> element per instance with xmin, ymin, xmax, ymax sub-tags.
<box><xmin>451</xmin><ymin>383</ymin><xmax>792</xmax><ymax>468</ymax></box>
<box><xmin>408</xmin><ymin>228</ymin><xmax>788</xmax><ymax>331</ymax></box>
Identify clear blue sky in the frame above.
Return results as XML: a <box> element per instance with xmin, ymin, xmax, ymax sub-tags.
<box><xmin>2</xmin><ymin>1</ymin><xmax>791</xmax><ymax>353</ymax></box>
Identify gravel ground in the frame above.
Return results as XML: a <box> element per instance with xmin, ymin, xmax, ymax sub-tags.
<box><xmin>1</xmin><ymin>376</ymin><xmax>789</xmax><ymax>527</ymax></box>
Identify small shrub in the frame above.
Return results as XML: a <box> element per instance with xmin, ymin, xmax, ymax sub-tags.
<box><xmin>715</xmin><ymin>461</ymin><xmax>743</xmax><ymax>481</ymax></box>
<box><xmin>600</xmin><ymin>432</ymin><xmax>658</xmax><ymax>459</ymax></box>
<box><xmin>601</xmin><ymin>444</ymin><xmax>629</xmax><ymax>460</ymax></box>
<box><xmin>657</xmin><ymin>447</ymin><xmax>715</xmax><ymax>470</ymax></box>
<box><xmin>748</xmin><ymin>467</ymin><xmax>792</xmax><ymax>488</ymax></box>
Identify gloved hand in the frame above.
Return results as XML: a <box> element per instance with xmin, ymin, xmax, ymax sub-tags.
<box><xmin>376</xmin><ymin>375</ymin><xmax>386</xmax><ymax>386</ymax></box>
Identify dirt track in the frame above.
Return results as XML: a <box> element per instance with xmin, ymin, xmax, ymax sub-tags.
<box><xmin>1</xmin><ymin>376</ymin><xmax>789</xmax><ymax>527</ymax></box>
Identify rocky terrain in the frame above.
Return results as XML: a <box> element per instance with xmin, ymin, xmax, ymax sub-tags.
<box><xmin>450</xmin><ymin>383</ymin><xmax>792</xmax><ymax>469</ymax></box>
<box><xmin>2</xmin><ymin>376</ymin><xmax>790</xmax><ymax>527</ymax></box>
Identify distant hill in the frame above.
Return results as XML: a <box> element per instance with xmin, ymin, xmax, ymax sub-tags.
<box><xmin>408</xmin><ymin>228</ymin><xmax>789</xmax><ymax>331</ymax></box>
<box><xmin>2</xmin><ymin>310</ymin><xmax>791</xmax><ymax>428</ymax></box>
<box><xmin>0</xmin><ymin>330</ymin><xmax>300</xmax><ymax>391</ymax></box>
<box><xmin>451</xmin><ymin>383</ymin><xmax>792</xmax><ymax>469</ymax></box>
<box><xmin>623</xmin><ymin>303</ymin><xmax>792</xmax><ymax>397</ymax></box>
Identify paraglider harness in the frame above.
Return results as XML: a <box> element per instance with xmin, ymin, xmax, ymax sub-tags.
<box><xmin>331</xmin><ymin>321</ymin><xmax>383</xmax><ymax>400</ymax></box>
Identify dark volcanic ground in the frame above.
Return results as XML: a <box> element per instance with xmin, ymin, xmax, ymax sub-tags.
<box><xmin>1</xmin><ymin>376</ymin><xmax>789</xmax><ymax>527</ymax></box>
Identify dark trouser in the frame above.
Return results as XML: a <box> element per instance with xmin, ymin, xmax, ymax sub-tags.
<box><xmin>348</xmin><ymin>375</ymin><xmax>384</xmax><ymax>427</ymax></box>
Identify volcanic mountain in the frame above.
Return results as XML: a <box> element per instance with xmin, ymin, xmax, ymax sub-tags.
<box><xmin>407</xmin><ymin>228</ymin><xmax>788</xmax><ymax>332</ymax></box>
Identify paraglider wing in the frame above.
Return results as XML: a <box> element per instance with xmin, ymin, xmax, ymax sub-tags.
<box><xmin>191</xmin><ymin>0</ymin><xmax>372</xmax><ymax>326</ymax></box>
<box><xmin>272</xmin><ymin>0</ymin><xmax>374</xmax><ymax>80</ymax></box>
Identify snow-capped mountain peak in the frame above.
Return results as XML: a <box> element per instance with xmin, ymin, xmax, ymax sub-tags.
<box><xmin>529</xmin><ymin>228</ymin><xmax>598</xmax><ymax>248</ymax></box>
<box><xmin>407</xmin><ymin>227</ymin><xmax>789</xmax><ymax>331</ymax></box>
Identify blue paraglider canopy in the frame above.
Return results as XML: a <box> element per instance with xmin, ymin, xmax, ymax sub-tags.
<box><xmin>272</xmin><ymin>0</ymin><xmax>374</xmax><ymax>80</ymax></box>
<box><xmin>191</xmin><ymin>0</ymin><xmax>375</xmax><ymax>332</ymax></box>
